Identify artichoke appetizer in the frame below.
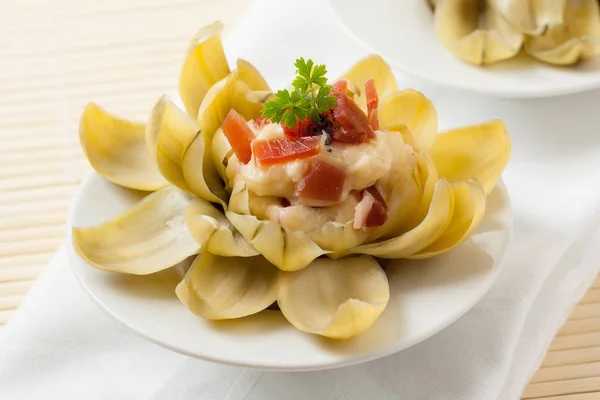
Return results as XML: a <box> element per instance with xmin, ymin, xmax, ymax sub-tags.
<box><xmin>430</xmin><ymin>0</ymin><xmax>600</xmax><ymax>66</ymax></box>
<box><xmin>72</xmin><ymin>21</ymin><xmax>511</xmax><ymax>340</ymax></box>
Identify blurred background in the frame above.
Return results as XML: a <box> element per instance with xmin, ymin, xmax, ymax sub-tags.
<box><xmin>0</xmin><ymin>0</ymin><xmax>250</xmax><ymax>330</ymax></box>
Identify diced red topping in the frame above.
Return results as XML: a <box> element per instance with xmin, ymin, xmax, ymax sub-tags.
<box><xmin>365</xmin><ymin>79</ymin><xmax>379</xmax><ymax>130</ymax></box>
<box><xmin>295</xmin><ymin>160</ymin><xmax>346</xmax><ymax>202</ymax></box>
<box><xmin>368</xmin><ymin>109</ymin><xmax>379</xmax><ymax>130</ymax></box>
<box><xmin>331</xmin><ymin>91</ymin><xmax>375</xmax><ymax>144</ymax></box>
<box><xmin>255</xmin><ymin>116</ymin><xmax>268</xmax><ymax>128</ymax></box>
<box><xmin>282</xmin><ymin>117</ymin><xmax>313</xmax><ymax>138</ymax></box>
<box><xmin>252</xmin><ymin>136</ymin><xmax>321</xmax><ymax>167</ymax></box>
<box><xmin>280</xmin><ymin>198</ymin><xmax>291</xmax><ymax>207</ymax></box>
<box><xmin>332</xmin><ymin>80</ymin><xmax>348</xmax><ymax>94</ymax></box>
<box><xmin>222</xmin><ymin>109</ymin><xmax>256</xmax><ymax>164</ymax></box>
<box><xmin>363</xmin><ymin>186</ymin><xmax>387</xmax><ymax>227</ymax></box>
<box><xmin>365</xmin><ymin>79</ymin><xmax>378</xmax><ymax>113</ymax></box>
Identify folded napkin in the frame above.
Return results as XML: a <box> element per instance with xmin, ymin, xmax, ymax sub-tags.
<box><xmin>3</xmin><ymin>1</ymin><xmax>600</xmax><ymax>399</ymax></box>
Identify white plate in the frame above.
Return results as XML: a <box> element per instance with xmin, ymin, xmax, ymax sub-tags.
<box><xmin>328</xmin><ymin>0</ymin><xmax>600</xmax><ymax>98</ymax></box>
<box><xmin>67</xmin><ymin>173</ymin><xmax>512</xmax><ymax>371</ymax></box>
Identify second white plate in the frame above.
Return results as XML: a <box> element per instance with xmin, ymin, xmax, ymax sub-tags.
<box><xmin>329</xmin><ymin>0</ymin><xmax>600</xmax><ymax>98</ymax></box>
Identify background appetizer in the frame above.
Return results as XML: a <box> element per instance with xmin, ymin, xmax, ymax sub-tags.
<box><xmin>430</xmin><ymin>0</ymin><xmax>600</xmax><ymax>66</ymax></box>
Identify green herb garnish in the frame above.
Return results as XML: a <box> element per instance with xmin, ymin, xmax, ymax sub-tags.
<box><xmin>261</xmin><ymin>58</ymin><xmax>337</xmax><ymax>128</ymax></box>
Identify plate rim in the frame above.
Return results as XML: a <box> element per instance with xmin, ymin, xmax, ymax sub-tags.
<box><xmin>67</xmin><ymin>172</ymin><xmax>514</xmax><ymax>371</ymax></box>
<box><xmin>327</xmin><ymin>0</ymin><xmax>600</xmax><ymax>99</ymax></box>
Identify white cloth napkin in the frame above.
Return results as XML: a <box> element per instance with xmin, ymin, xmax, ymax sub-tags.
<box><xmin>3</xmin><ymin>1</ymin><xmax>600</xmax><ymax>399</ymax></box>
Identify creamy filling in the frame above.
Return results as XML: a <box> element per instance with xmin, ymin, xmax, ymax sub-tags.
<box><xmin>226</xmin><ymin>123</ymin><xmax>393</xmax><ymax>203</ymax></box>
<box><xmin>266</xmin><ymin>193</ymin><xmax>360</xmax><ymax>233</ymax></box>
<box><xmin>226</xmin><ymin>121</ymin><xmax>405</xmax><ymax>233</ymax></box>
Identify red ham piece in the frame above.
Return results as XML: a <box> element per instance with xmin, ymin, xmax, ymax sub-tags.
<box><xmin>252</xmin><ymin>136</ymin><xmax>321</xmax><ymax>167</ymax></box>
<box><xmin>222</xmin><ymin>109</ymin><xmax>256</xmax><ymax>164</ymax></box>
<box><xmin>295</xmin><ymin>160</ymin><xmax>346</xmax><ymax>202</ymax></box>
<box><xmin>364</xmin><ymin>186</ymin><xmax>387</xmax><ymax>227</ymax></box>
<box><xmin>331</xmin><ymin>91</ymin><xmax>375</xmax><ymax>144</ymax></box>
<box><xmin>354</xmin><ymin>186</ymin><xmax>388</xmax><ymax>229</ymax></box>
<box><xmin>332</xmin><ymin>80</ymin><xmax>348</xmax><ymax>94</ymax></box>
<box><xmin>282</xmin><ymin>117</ymin><xmax>313</xmax><ymax>138</ymax></box>
<box><xmin>365</xmin><ymin>79</ymin><xmax>379</xmax><ymax>130</ymax></box>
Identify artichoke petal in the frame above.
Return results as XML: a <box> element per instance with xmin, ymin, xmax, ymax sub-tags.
<box><xmin>211</xmin><ymin>128</ymin><xmax>233</xmax><ymax>188</ymax></box>
<box><xmin>182</xmin><ymin>71</ymin><xmax>270</xmax><ymax>204</ymax></box>
<box><xmin>236</xmin><ymin>59</ymin><xmax>271</xmax><ymax>91</ymax></box>
<box><xmin>179</xmin><ymin>21</ymin><xmax>231</xmax><ymax>118</ymax></box>
<box><xmin>307</xmin><ymin>221</ymin><xmax>372</xmax><ymax>252</ymax></box>
<box><xmin>145</xmin><ymin>96</ymin><xmax>199</xmax><ymax>193</ymax></box>
<box><xmin>413</xmin><ymin>153</ymin><xmax>439</xmax><ymax>223</ymax></box>
<box><xmin>489</xmin><ymin>0</ymin><xmax>566</xmax><ymax>35</ymax></box>
<box><xmin>79</xmin><ymin>103</ymin><xmax>168</xmax><ymax>191</ymax></box>
<box><xmin>524</xmin><ymin>0</ymin><xmax>600</xmax><ymax>65</ymax></box>
<box><xmin>434</xmin><ymin>0</ymin><xmax>524</xmax><ymax>65</ymax></box>
<box><xmin>386</xmin><ymin>151</ymin><xmax>439</xmax><ymax>237</ymax></box>
<box><xmin>226</xmin><ymin>211</ymin><xmax>327</xmax><ymax>272</ymax></box>
<box><xmin>338</xmin><ymin>55</ymin><xmax>398</xmax><ymax>111</ymax></box>
<box><xmin>176</xmin><ymin>252</ymin><xmax>279</xmax><ymax>320</ymax></box>
<box><xmin>409</xmin><ymin>179</ymin><xmax>486</xmax><ymax>259</ymax></box>
<box><xmin>72</xmin><ymin>186</ymin><xmax>200</xmax><ymax>275</ymax></box>
<box><xmin>278</xmin><ymin>256</ymin><xmax>389</xmax><ymax>339</ymax></box>
<box><xmin>373</xmin><ymin>132</ymin><xmax>422</xmax><ymax>238</ymax></box>
<box><xmin>352</xmin><ymin>179</ymin><xmax>455</xmax><ymax>258</ymax></box>
<box><xmin>379</xmin><ymin>89</ymin><xmax>438</xmax><ymax>153</ymax></box>
<box><xmin>430</xmin><ymin>120</ymin><xmax>511</xmax><ymax>196</ymax></box>
<box><xmin>185</xmin><ymin>198</ymin><xmax>258</xmax><ymax>257</ymax></box>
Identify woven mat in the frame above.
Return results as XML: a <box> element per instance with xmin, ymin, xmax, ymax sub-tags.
<box><xmin>1</xmin><ymin>1</ymin><xmax>599</xmax><ymax>398</ymax></box>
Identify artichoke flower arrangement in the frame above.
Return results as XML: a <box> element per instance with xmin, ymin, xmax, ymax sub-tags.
<box><xmin>72</xmin><ymin>22</ymin><xmax>511</xmax><ymax>340</ymax></box>
<box><xmin>430</xmin><ymin>0</ymin><xmax>600</xmax><ymax>65</ymax></box>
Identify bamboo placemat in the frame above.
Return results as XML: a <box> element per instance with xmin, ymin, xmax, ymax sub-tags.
<box><xmin>0</xmin><ymin>0</ymin><xmax>248</xmax><ymax>325</ymax></box>
<box><xmin>1</xmin><ymin>1</ymin><xmax>599</xmax><ymax>398</ymax></box>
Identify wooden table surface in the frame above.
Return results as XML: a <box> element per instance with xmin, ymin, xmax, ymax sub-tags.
<box><xmin>1</xmin><ymin>1</ymin><xmax>599</xmax><ymax>398</ymax></box>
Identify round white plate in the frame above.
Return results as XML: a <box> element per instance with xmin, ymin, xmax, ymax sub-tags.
<box><xmin>68</xmin><ymin>173</ymin><xmax>512</xmax><ymax>371</ymax></box>
<box><xmin>328</xmin><ymin>0</ymin><xmax>600</xmax><ymax>98</ymax></box>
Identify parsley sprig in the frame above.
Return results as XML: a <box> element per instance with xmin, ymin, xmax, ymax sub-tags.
<box><xmin>261</xmin><ymin>58</ymin><xmax>337</xmax><ymax>128</ymax></box>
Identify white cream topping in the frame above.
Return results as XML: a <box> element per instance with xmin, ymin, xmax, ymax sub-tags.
<box><xmin>267</xmin><ymin>193</ymin><xmax>360</xmax><ymax>233</ymax></box>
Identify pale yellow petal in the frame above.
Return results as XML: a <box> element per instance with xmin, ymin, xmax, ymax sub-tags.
<box><xmin>409</xmin><ymin>179</ymin><xmax>486</xmax><ymax>259</ymax></box>
<box><xmin>339</xmin><ymin>55</ymin><xmax>398</xmax><ymax>110</ymax></box>
<box><xmin>352</xmin><ymin>179</ymin><xmax>455</xmax><ymax>258</ymax></box>
<box><xmin>489</xmin><ymin>0</ymin><xmax>566</xmax><ymax>35</ymax></box>
<box><xmin>278</xmin><ymin>256</ymin><xmax>389</xmax><ymax>340</ymax></box>
<box><xmin>379</xmin><ymin>89</ymin><xmax>438</xmax><ymax>153</ymax></box>
<box><xmin>525</xmin><ymin>0</ymin><xmax>600</xmax><ymax>65</ymax></box>
<box><xmin>227</xmin><ymin>177</ymin><xmax>253</xmax><ymax>216</ymax></box>
<box><xmin>211</xmin><ymin>128</ymin><xmax>233</xmax><ymax>187</ymax></box>
<box><xmin>72</xmin><ymin>186</ymin><xmax>200</xmax><ymax>275</ymax></box>
<box><xmin>385</xmin><ymin>151</ymin><xmax>438</xmax><ymax>237</ymax></box>
<box><xmin>79</xmin><ymin>103</ymin><xmax>168</xmax><ymax>191</ymax></box>
<box><xmin>179</xmin><ymin>21</ymin><xmax>230</xmax><ymax>118</ymax></box>
<box><xmin>236</xmin><ymin>59</ymin><xmax>271</xmax><ymax>91</ymax></box>
<box><xmin>307</xmin><ymin>221</ymin><xmax>371</xmax><ymax>252</ymax></box>
<box><xmin>226</xmin><ymin>211</ymin><xmax>327</xmax><ymax>271</ymax></box>
<box><xmin>182</xmin><ymin>71</ymin><xmax>270</xmax><ymax>204</ymax></box>
<box><xmin>185</xmin><ymin>198</ymin><xmax>258</xmax><ymax>257</ymax></box>
<box><xmin>413</xmin><ymin>153</ymin><xmax>439</xmax><ymax>224</ymax></box>
<box><xmin>434</xmin><ymin>0</ymin><xmax>524</xmax><ymax>65</ymax></box>
<box><xmin>176</xmin><ymin>252</ymin><xmax>279</xmax><ymax>320</ymax></box>
<box><xmin>371</xmin><ymin>132</ymin><xmax>422</xmax><ymax>238</ymax></box>
<box><xmin>431</xmin><ymin>120</ymin><xmax>511</xmax><ymax>195</ymax></box>
<box><xmin>145</xmin><ymin>96</ymin><xmax>199</xmax><ymax>193</ymax></box>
